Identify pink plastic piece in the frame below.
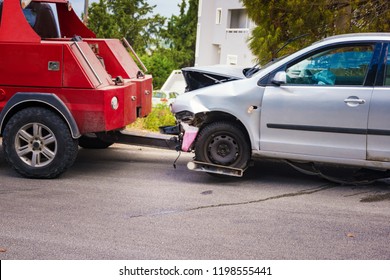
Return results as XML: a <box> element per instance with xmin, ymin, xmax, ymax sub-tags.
<box><xmin>181</xmin><ymin>129</ymin><xmax>198</xmax><ymax>152</ymax></box>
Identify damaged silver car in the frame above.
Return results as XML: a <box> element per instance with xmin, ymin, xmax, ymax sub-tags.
<box><xmin>164</xmin><ymin>33</ymin><xmax>390</xmax><ymax>182</ymax></box>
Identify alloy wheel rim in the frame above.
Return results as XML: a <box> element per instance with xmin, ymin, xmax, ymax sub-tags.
<box><xmin>15</xmin><ymin>123</ymin><xmax>57</xmax><ymax>167</ymax></box>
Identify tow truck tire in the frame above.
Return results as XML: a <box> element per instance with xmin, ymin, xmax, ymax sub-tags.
<box><xmin>195</xmin><ymin>121</ymin><xmax>251</xmax><ymax>170</ymax></box>
<box><xmin>78</xmin><ymin>134</ymin><xmax>114</xmax><ymax>149</ymax></box>
<box><xmin>2</xmin><ymin>107</ymin><xmax>79</xmax><ymax>179</ymax></box>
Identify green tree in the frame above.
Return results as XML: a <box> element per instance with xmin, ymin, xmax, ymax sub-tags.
<box><xmin>142</xmin><ymin>0</ymin><xmax>199</xmax><ymax>88</ymax></box>
<box><xmin>87</xmin><ymin>0</ymin><xmax>165</xmax><ymax>53</ymax></box>
<box><xmin>87</xmin><ymin>0</ymin><xmax>120</xmax><ymax>38</ymax></box>
<box><xmin>241</xmin><ymin>0</ymin><xmax>390</xmax><ymax>62</ymax></box>
<box><xmin>163</xmin><ymin>0</ymin><xmax>199</xmax><ymax>68</ymax></box>
<box><xmin>140</xmin><ymin>49</ymin><xmax>177</xmax><ymax>88</ymax></box>
<box><xmin>87</xmin><ymin>0</ymin><xmax>199</xmax><ymax>89</ymax></box>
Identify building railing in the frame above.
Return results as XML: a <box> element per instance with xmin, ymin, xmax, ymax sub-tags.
<box><xmin>226</xmin><ymin>28</ymin><xmax>250</xmax><ymax>34</ymax></box>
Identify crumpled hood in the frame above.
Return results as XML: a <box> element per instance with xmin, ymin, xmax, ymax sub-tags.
<box><xmin>182</xmin><ymin>65</ymin><xmax>247</xmax><ymax>79</ymax></box>
<box><xmin>182</xmin><ymin>65</ymin><xmax>247</xmax><ymax>91</ymax></box>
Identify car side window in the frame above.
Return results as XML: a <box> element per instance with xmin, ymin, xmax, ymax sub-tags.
<box><xmin>285</xmin><ymin>45</ymin><xmax>374</xmax><ymax>86</ymax></box>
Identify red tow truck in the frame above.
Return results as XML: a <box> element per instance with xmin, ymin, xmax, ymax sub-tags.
<box><xmin>0</xmin><ymin>0</ymin><xmax>176</xmax><ymax>178</ymax></box>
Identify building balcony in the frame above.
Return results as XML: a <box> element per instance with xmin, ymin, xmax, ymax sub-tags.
<box><xmin>226</xmin><ymin>28</ymin><xmax>250</xmax><ymax>34</ymax></box>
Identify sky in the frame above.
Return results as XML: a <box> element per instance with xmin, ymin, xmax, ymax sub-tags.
<box><xmin>71</xmin><ymin>0</ymin><xmax>182</xmax><ymax>18</ymax></box>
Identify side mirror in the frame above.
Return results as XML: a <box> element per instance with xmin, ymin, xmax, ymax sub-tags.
<box><xmin>272</xmin><ymin>71</ymin><xmax>287</xmax><ymax>86</ymax></box>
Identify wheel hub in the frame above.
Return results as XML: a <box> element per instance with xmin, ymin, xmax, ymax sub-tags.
<box><xmin>32</xmin><ymin>139</ymin><xmax>42</xmax><ymax>150</ymax></box>
<box><xmin>15</xmin><ymin>123</ymin><xmax>58</xmax><ymax>167</ymax></box>
<box><xmin>217</xmin><ymin>143</ymin><xmax>230</xmax><ymax>157</ymax></box>
<box><xmin>208</xmin><ymin>135</ymin><xmax>238</xmax><ymax>165</ymax></box>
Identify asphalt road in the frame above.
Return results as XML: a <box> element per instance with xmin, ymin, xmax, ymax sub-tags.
<box><xmin>0</xmin><ymin>143</ymin><xmax>389</xmax><ymax>260</ymax></box>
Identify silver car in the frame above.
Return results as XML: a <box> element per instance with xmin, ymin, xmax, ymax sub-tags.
<box><xmin>167</xmin><ymin>33</ymin><xmax>390</xmax><ymax>181</ymax></box>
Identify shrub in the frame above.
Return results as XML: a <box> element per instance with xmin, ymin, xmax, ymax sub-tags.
<box><xmin>129</xmin><ymin>104</ymin><xmax>176</xmax><ymax>132</ymax></box>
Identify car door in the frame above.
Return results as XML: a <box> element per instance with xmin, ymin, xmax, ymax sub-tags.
<box><xmin>260</xmin><ymin>43</ymin><xmax>376</xmax><ymax>160</ymax></box>
<box><xmin>367</xmin><ymin>43</ymin><xmax>390</xmax><ymax>161</ymax></box>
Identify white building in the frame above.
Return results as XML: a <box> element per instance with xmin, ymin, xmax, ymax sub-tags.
<box><xmin>195</xmin><ymin>0</ymin><xmax>257</xmax><ymax>67</ymax></box>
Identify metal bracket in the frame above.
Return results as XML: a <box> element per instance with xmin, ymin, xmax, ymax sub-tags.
<box><xmin>48</xmin><ymin>61</ymin><xmax>60</xmax><ymax>71</ymax></box>
<box><xmin>187</xmin><ymin>161</ymin><xmax>245</xmax><ymax>177</ymax></box>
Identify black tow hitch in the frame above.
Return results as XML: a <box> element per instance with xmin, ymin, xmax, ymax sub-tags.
<box><xmin>159</xmin><ymin>124</ymin><xmax>181</xmax><ymax>136</ymax></box>
<box><xmin>97</xmin><ymin>126</ymin><xmax>182</xmax><ymax>151</ymax></box>
<box><xmin>159</xmin><ymin>124</ymin><xmax>183</xmax><ymax>152</ymax></box>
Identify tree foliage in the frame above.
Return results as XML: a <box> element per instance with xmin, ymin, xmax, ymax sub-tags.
<box><xmin>140</xmin><ymin>49</ymin><xmax>177</xmax><ymax>89</ymax></box>
<box><xmin>87</xmin><ymin>0</ymin><xmax>165</xmax><ymax>53</ymax></box>
<box><xmin>143</xmin><ymin>0</ymin><xmax>198</xmax><ymax>89</ymax></box>
<box><xmin>163</xmin><ymin>0</ymin><xmax>199</xmax><ymax>68</ymax></box>
<box><xmin>241</xmin><ymin>0</ymin><xmax>390</xmax><ymax>62</ymax></box>
<box><xmin>87</xmin><ymin>0</ymin><xmax>199</xmax><ymax>89</ymax></box>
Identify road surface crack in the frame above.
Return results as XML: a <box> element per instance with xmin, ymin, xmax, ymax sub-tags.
<box><xmin>188</xmin><ymin>184</ymin><xmax>335</xmax><ymax>212</ymax></box>
<box><xmin>126</xmin><ymin>184</ymin><xmax>334</xmax><ymax>219</ymax></box>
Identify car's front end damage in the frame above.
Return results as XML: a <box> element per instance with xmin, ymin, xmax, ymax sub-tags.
<box><xmin>164</xmin><ymin>78</ymin><xmax>253</xmax><ymax>151</ymax></box>
<box><xmin>181</xmin><ymin>65</ymin><xmax>246</xmax><ymax>92</ymax></box>
<box><xmin>161</xmin><ymin>65</ymin><xmax>261</xmax><ymax>176</ymax></box>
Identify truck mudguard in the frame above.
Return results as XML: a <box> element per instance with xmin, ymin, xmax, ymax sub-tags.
<box><xmin>0</xmin><ymin>92</ymin><xmax>80</xmax><ymax>138</ymax></box>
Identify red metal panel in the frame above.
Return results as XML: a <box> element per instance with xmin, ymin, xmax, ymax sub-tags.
<box><xmin>123</xmin><ymin>82</ymin><xmax>138</xmax><ymax>125</ymax></box>
<box><xmin>61</xmin><ymin>84</ymin><xmax>137</xmax><ymax>132</ymax></box>
<box><xmin>85</xmin><ymin>39</ymin><xmax>140</xmax><ymax>79</ymax></box>
<box><xmin>62</xmin><ymin>41</ymin><xmax>113</xmax><ymax>88</ymax></box>
<box><xmin>0</xmin><ymin>43</ymin><xmax>63</xmax><ymax>87</ymax></box>
<box><xmin>56</xmin><ymin>2</ymin><xmax>96</xmax><ymax>39</ymax></box>
<box><xmin>62</xmin><ymin>43</ymin><xmax>95</xmax><ymax>88</ymax></box>
<box><xmin>0</xmin><ymin>86</ymin><xmax>104</xmax><ymax>133</ymax></box>
<box><xmin>103</xmin><ymin>83</ymin><xmax>137</xmax><ymax>130</ymax></box>
<box><xmin>0</xmin><ymin>0</ymin><xmax>41</xmax><ymax>42</ymax></box>
<box><xmin>0</xmin><ymin>85</ymin><xmax>138</xmax><ymax>133</ymax></box>
<box><xmin>133</xmin><ymin>75</ymin><xmax>153</xmax><ymax>117</ymax></box>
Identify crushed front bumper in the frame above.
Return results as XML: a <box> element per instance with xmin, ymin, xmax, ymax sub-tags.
<box><xmin>160</xmin><ymin>123</ymin><xmax>199</xmax><ymax>152</ymax></box>
<box><xmin>160</xmin><ymin>123</ymin><xmax>247</xmax><ymax>177</ymax></box>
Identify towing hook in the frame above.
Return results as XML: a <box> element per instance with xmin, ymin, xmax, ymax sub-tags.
<box><xmin>137</xmin><ymin>71</ymin><xmax>145</xmax><ymax>79</ymax></box>
<box><xmin>71</xmin><ymin>35</ymin><xmax>83</xmax><ymax>42</ymax></box>
<box><xmin>175</xmin><ymin>141</ymin><xmax>182</xmax><ymax>152</ymax></box>
<box><xmin>115</xmin><ymin>76</ymin><xmax>124</xmax><ymax>86</ymax></box>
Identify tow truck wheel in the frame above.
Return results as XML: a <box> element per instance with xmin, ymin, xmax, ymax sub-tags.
<box><xmin>3</xmin><ymin>107</ymin><xmax>79</xmax><ymax>179</ymax></box>
<box><xmin>78</xmin><ymin>134</ymin><xmax>114</xmax><ymax>149</ymax></box>
<box><xmin>195</xmin><ymin>121</ymin><xmax>251</xmax><ymax>170</ymax></box>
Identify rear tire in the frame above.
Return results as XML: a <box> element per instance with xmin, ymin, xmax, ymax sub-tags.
<box><xmin>3</xmin><ymin>107</ymin><xmax>79</xmax><ymax>179</ymax></box>
<box><xmin>195</xmin><ymin>121</ymin><xmax>251</xmax><ymax>170</ymax></box>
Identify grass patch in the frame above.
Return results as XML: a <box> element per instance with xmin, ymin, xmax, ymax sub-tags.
<box><xmin>129</xmin><ymin>104</ymin><xmax>176</xmax><ymax>132</ymax></box>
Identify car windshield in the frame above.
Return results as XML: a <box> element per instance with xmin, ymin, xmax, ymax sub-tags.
<box><xmin>261</xmin><ymin>55</ymin><xmax>289</xmax><ymax>69</ymax></box>
<box><xmin>245</xmin><ymin>55</ymin><xmax>289</xmax><ymax>78</ymax></box>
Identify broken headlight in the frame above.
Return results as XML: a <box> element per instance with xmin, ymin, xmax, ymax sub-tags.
<box><xmin>175</xmin><ymin>111</ymin><xmax>194</xmax><ymax>123</ymax></box>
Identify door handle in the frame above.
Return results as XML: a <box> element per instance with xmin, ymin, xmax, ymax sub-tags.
<box><xmin>344</xmin><ymin>96</ymin><xmax>366</xmax><ymax>107</ymax></box>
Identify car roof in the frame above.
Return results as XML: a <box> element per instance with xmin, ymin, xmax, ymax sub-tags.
<box><xmin>317</xmin><ymin>33</ymin><xmax>390</xmax><ymax>44</ymax></box>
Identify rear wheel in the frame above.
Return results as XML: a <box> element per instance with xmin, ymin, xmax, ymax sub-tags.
<box><xmin>195</xmin><ymin>121</ymin><xmax>251</xmax><ymax>170</ymax></box>
<box><xmin>3</xmin><ymin>107</ymin><xmax>79</xmax><ymax>178</ymax></box>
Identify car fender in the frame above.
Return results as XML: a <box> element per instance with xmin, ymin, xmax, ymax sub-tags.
<box><xmin>173</xmin><ymin>78</ymin><xmax>263</xmax><ymax>149</ymax></box>
<box><xmin>0</xmin><ymin>92</ymin><xmax>80</xmax><ymax>138</ymax></box>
